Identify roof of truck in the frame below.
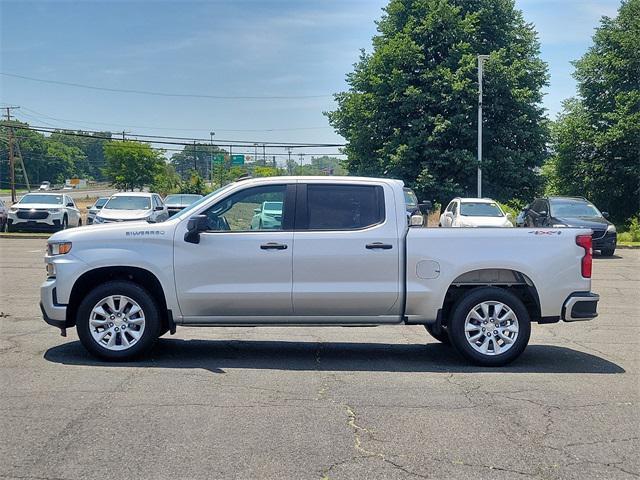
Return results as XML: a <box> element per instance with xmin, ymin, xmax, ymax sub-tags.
<box><xmin>237</xmin><ymin>175</ymin><xmax>404</xmax><ymax>186</ymax></box>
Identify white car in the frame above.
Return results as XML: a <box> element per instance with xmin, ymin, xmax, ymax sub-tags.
<box><xmin>38</xmin><ymin>181</ymin><xmax>51</xmax><ymax>191</ymax></box>
<box><xmin>93</xmin><ymin>192</ymin><xmax>169</xmax><ymax>224</ymax></box>
<box><xmin>440</xmin><ymin>198</ymin><xmax>513</xmax><ymax>228</ymax></box>
<box><xmin>86</xmin><ymin>197</ymin><xmax>109</xmax><ymax>225</ymax></box>
<box><xmin>41</xmin><ymin>176</ymin><xmax>598</xmax><ymax>366</ymax></box>
<box><xmin>7</xmin><ymin>193</ymin><xmax>81</xmax><ymax>232</ymax></box>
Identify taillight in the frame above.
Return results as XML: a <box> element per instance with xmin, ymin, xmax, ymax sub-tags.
<box><xmin>576</xmin><ymin>234</ymin><xmax>592</xmax><ymax>278</ymax></box>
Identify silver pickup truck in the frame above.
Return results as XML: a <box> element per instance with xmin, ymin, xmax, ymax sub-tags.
<box><xmin>41</xmin><ymin>176</ymin><xmax>599</xmax><ymax>366</ymax></box>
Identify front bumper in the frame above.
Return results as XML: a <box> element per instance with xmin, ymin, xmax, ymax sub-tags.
<box><xmin>40</xmin><ymin>278</ymin><xmax>69</xmax><ymax>327</ymax></box>
<box><xmin>9</xmin><ymin>211</ymin><xmax>64</xmax><ymax>230</ymax></box>
<box><xmin>593</xmin><ymin>231</ymin><xmax>617</xmax><ymax>250</ymax></box>
<box><xmin>562</xmin><ymin>292</ymin><xmax>599</xmax><ymax>322</ymax></box>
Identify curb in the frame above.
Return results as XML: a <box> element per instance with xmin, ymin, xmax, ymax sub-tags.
<box><xmin>0</xmin><ymin>233</ymin><xmax>51</xmax><ymax>240</ymax></box>
<box><xmin>617</xmin><ymin>244</ymin><xmax>640</xmax><ymax>249</ymax></box>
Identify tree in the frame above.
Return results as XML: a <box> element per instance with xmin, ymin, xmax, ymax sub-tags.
<box><xmin>327</xmin><ymin>0</ymin><xmax>549</xmax><ymax>205</ymax></box>
<box><xmin>150</xmin><ymin>162</ymin><xmax>181</xmax><ymax>196</ymax></box>
<box><xmin>169</xmin><ymin>143</ymin><xmax>226</xmax><ymax>181</ymax></box>
<box><xmin>49</xmin><ymin>130</ymin><xmax>112</xmax><ymax>181</ymax></box>
<box><xmin>103</xmin><ymin>141</ymin><xmax>163</xmax><ymax>191</ymax></box>
<box><xmin>548</xmin><ymin>0</ymin><xmax>639</xmax><ymax>222</ymax></box>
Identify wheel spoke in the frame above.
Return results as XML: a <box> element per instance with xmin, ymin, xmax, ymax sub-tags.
<box><xmin>120</xmin><ymin>332</ymin><xmax>130</xmax><ymax>348</ymax></box>
<box><xmin>469</xmin><ymin>331</ymin><xmax>484</xmax><ymax>342</ymax></box>
<box><xmin>499</xmin><ymin>310</ymin><xmax>516</xmax><ymax>323</ymax></box>
<box><xmin>465</xmin><ymin>322</ymin><xmax>481</xmax><ymax>332</ymax></box>
<box><xmin>92</xmin><ymin>305</ymin><xmax>109</xmax><ymax>318</ymax></box>
<box><xmin>106</xmin><ymin>296</ymin><xmax>117</xmax><ymax>314</ymax></box>
<box><xmin>127</xmin><ymin>316</ymin><xmax>144</xmax><ymax>325</ymax></box>
<box><xmin>106</xmin><ymin>331</ymin><xmax>118</xmax><ymax>347</ymax></box>
<box><xmin>491</xmin><ymin>337</ymin><xmax>501</xmax><ymax>354</ymax></box>
<box><xmin>127</xmin><ymin>304</ymin><xmax>141</xmax><ymax>317</ymax></box>
<box><xmin>479</xmin><ymin>335</ymin><xmax>490</xmax><ymax>353</ymax></box>
<box><xmin>493</xmin><ymin>303</ymin><xmax>503</xmax><ymax>319</ymax></box>
<box><xmin>90</xmin><ymin>318</ymin><xmax>108</xmax><ymax>328</ymax></box>
<box><xmin>469</xmin><ymin>310</ymin><xmax>484</xmax><ymax>322</ymax></box>
<box><xmin>126</xmin><ymin>328</ymin><xmax>141</xmax><ymax>340</ymax></box>
<box><xmin>97</xmin><ymin>328</ymin><xmax>112</xmax><ymax>342</ymax></box>
<box><xmin>480</xmin><ymin>303</ymin><xmax>490</xmax><ymax>319</ymax></box>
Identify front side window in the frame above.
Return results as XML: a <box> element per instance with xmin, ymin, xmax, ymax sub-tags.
<box><xmin>305</xmin><ymin>184</ymin><xmax>384</xmax><ymax>230</ymax></box>
<box><xmin>201</xmin><ymin>185</ymin><xmax>287</xmax><ymax>231</ymax></box>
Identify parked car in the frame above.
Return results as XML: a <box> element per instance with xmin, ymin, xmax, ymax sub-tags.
<box><xmin>7</xmin><ymin>193</ymin><xmax>81</xmax><ymax>232</ymax></box>
<box><xmin>164</xmin><ymin>194</ymin><xmax>203</xmax><ymax>217</ymax></box>
<box><xmin>93</xmin><ymin>192</ymin><xmax>168</xmax><ymax>224</ymax></box>
<box><xmin>523</xmin><ymin>196</ymin><xmax>617</xmax><ymax>256</ymax></box>
<box><xmin>40</xmin><ymin>176</ymin><xmax>598</xmax><ymax>366</ymax></box>
<box><xmin>86</xmin><ymin>197</ymin><xmax>109</xmax><ymax>225</ymax></box>
<box><xmin>38</xmin><ymin>181</ymin><xmax>51</xmax><ymax>191</ymax></box>
<box><xmin>439</xmin><ymin>198</ymin><xmax>513</xmax><ymax>228</ymax></box>
<box><xmin>250</xmin><ymin>201</ymin><xmax>283</xmax><ymax>229</ymax></box>
<box><xmin>515</xmin><ymin>203</ymin><xmax>530</xmax><ymax>227</ymax></box>
<box><xmin>0</xmin><ymin>198</ymin><xmax>8</xmax><ymax>232</ymax></box>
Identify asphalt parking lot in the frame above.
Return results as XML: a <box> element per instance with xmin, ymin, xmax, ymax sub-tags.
<box><xmin>0</xmin><ymin>238</ymin><xmax>638</xmax><ymax>480</ymax></box>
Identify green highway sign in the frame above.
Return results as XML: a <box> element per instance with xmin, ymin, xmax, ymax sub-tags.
<box><xmin>212</xmin><ymin>153</ymin><xmax>225</xmax><ymax>165</ymax></box>
<box><xmin>231</xmin><ymin>154</ymin><xmax>245</xmax><ymax>166</ymax></box>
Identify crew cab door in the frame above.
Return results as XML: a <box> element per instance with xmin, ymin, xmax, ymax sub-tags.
<box><xmin>291</xmin><ymin>182</ymin><xmax>401</xmax><ymax>321</ymax></box>
<box><xmin>174</xmin><ymin>183</ymin><xmax>294</xmax><ymax>320</ymax></box>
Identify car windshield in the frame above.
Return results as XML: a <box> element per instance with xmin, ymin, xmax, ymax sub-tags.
<box><xmin>165</xmin><ymin>194</ymin><xmax>203</xmax><ymax>204</ymax></box>
<box><xmin>460</xmin><ymin>202</ymin><xmax>504</xmax><ymax>217</ymax></box>
<box><xmin>104</xmin><ymin>196</ymin><xmax>151</xmax><ymax>210</ymax></box>
<box><xmin>263</xmin><ymin>201</ymin><xmax>283</xmax><ymax>212</ymax></box>
<box><xmin>404</xmin><ymin>188</ymin><xmax>418</xmax><ymax>209</ymax></box>
<box><xmin>18</xmin><ymin>194</ymin><xmax>63</xmax><ymax>205</ymax></box>
<box><xmin>94</xmin><ymin>198</ymin><xmax>108</xmax><ymax>208</ymax></box>
<box><xmin>551</xmin><ymin>201</ymin><xmax>601</xmax><ymax>218</ymax></box>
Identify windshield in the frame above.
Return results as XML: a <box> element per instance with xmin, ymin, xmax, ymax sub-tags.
<box><xmin>18</xmin><ymin>194</ymin><xmax>63</xmax><ymax>205</ymax></box>
<box><xmin>460</xmin><ymin>202</ymin><xmax>504</xmax><ymax>217</ymax></box>
<box><xmin>165</xmin><ymin>194</ymin><xmax>203</xmax><ymax>204</ymax></box>
<box><xmin>551</xmin><ymin>201</ymin><xmax>601</xmax><ymax>218</ymax></box>
<box><xmin>94</xmin><ymin>198</ymin><xmax>108</xmax><ymax>208</ymax></box>
<box><xmin>404</xmin><ymin>188</ymin><xmax>418</xmax><ymax>209</ymax></box>
<box><xmin>263</xmin><ymin>201</ymin><xmax>283</xmax><ymax>212</ymax></box>
<box><xmin>104</xmin><ymin>196</ymin><xmax>151</xmax><ymax>210</ymax></box>
<box><xmin>173</xmin><ymin>184</ymin><xmax>237</xmax><ymax>220</ymax></box>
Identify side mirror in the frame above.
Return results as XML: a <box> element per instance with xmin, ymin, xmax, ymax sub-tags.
<box><xmin>254</xmin><ymin>208</ymin><xmax>261</xmax><ymax>214</ymax></box>
<box><xmin>67</xmin><ymin>202</ymin><xmax>74</xmax><ymax>207</ymax></box>
<box><xmin>602</xmin><ymin>211</ymin><xmax>610</xmax><ymax>219</ymax></box>
<box><xmin>506</xmin><ymin>213</ymin><xmax>513</xmax><ymax>220</ymax></box>
<box><xmin>184</xmin><ymin>214</ymin><xmax>208</xmax><ymax>244</ymax></box>
<box><xmin>409</xmin><ymin>214</ymin><xmax>424</xmax><ymax>227</ymax></box>
<box><xmin>445</xmin><ymin>211</ymin><xmax>453</xmax><ymax>218</ymax></box>
<box><xmin>538</xmin><ymin>210</ymin><xmax>548</xmax><ymax>217</ymax></box>
<box><xmin>155</xmin><ymin>205</ymin><xmax>164</xmax><ymax>211</ymax></box>
<box><xmin>418</xmin><ymin>201</ymin><xmax>432</xmax><ymax>215</ymax></box>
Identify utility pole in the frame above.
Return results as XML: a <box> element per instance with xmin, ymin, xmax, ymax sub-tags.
<box><xmin>287</xmin><ymin>147</ymin><xmax>293</xmax><ymax>174</ymax></box>
<box><xmin>262</xmin><ymin>143</ymin><xmax>266</xmax><ymax>165</ymax></box>
<box><xmin>477</xmin><ymin>54</ymin><xmax>490</xmax><ymax>198</ymax></box>
<box><xmin>254</xmin><ymin>143</ymin><xmax>258</xmax><ymax>165</ymax></box>
<box><xmin>210</xmin><ymin>131</ymin><xmax>215</xmax><ymax>185</ymax></box>
<box><xmin>193</xmin><ymin>141</ymin><xmax>197</xmax><ymax>172</ymax></box>
<box><xmin>4</xmin><ymin>106</ymin><xmax>20</xmax><ymax>203</ymax></box>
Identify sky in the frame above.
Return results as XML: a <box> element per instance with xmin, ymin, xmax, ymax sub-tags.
<box><xmin>0</xmin><ymin>0</ymin><xmax>621</xmax><ymax>160</ymax></box>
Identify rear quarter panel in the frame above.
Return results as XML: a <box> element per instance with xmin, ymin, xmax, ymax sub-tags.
<box><xmin>405</xmin><ymin>227</ymin><xmax>593</xmax><ymax>321</ymax></box>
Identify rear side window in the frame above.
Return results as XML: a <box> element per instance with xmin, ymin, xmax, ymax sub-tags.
<box><xmin>304</xmin><ymin>184</ymin><xmax>384</xmax><ymax>230</ymax></box>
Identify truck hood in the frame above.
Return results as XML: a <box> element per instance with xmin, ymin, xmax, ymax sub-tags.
<box><xmin>97</xmin><ymin>209</ymin><xmax>152</xmax><ymax>221</ymax></box>
<box><xmin>552</xmin><ymin>216</ymin><xmax>610</xmax><ymax>228</ymax></box>
<box><xmin>49</xmin><ymin>218</ymin><xmax>176</xmax><ymax>244</ymax></box>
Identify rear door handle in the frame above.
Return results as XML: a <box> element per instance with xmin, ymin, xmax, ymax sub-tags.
<box><xmin>366</xmin><ymin>242</ymin><xmax>393</xmax><ymax>250</ymax></box>
<box><xmin>260</xmin><ymin>242</ymin><xmax>288</xmax><ymax>250</ymax></box>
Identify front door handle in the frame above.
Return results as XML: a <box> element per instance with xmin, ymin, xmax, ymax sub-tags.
<box><xmin>260</xmin><ymin>242</ymin><xmax>288</xmax><ymax>250</ymax></box>
<box><xmin>366</xmin><ymin>242</ymin><xmax>393</xmax><ymax>250</ymax></box>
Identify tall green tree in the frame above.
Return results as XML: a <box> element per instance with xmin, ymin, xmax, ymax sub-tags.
<box><xmin>169</xmin><ymin>143</ymin><xmax>226</xmax><ymax>181</ymax></box>
<box><xmin>327</xmin><ymin>0</ymin><xmax>549</xmax><ymax>204</ymax></box>
<box><xmin>547</xmin><ymin>0</ymin><xmax>639</xmax><ymax>222</ymax></box>
<box><xmin>49</xmin><ymin>130</ymin><xmax>112</xmax><ymax>181</ymax></box>
<box><xmin>103</xmin><ymin>141</ymin><xmax>163</xmax><ymax>191</ymax></box>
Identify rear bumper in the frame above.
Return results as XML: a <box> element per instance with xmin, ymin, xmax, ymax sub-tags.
<box><xmin>562</xmin><ymin>292</ymin><xmax>599</xmax><ymax>322</ymax></box>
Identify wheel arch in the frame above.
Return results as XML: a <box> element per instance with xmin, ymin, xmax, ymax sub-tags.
<box><xmin>67</xmin><ymin>266</ymin><xmax>170</xmax><ymax>331</ymax></box>
<box><xmin>440</xmin><ymin>268</ymin><xmax>542</xmax><ymax>327</ymax></box>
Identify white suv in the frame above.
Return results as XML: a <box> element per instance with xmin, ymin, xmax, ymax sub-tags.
<box><xmin>94</xmin><ymin>192</ymin><xmax>168</xmax><ymax>224</ymax></box>
<box><xmin>7</xmin><ymin>193</ymin><xmax>82</xmax><ymax>232</ymax></box>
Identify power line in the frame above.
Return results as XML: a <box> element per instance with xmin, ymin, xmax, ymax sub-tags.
<box><xmin>0</xmin><ymin>72</ymin><xmax>333</xmax><ymax>100</ymax></box>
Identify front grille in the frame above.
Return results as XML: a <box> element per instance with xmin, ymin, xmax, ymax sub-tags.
<box><xmin>17</xmin><ymin>209</ymin><xmax>48</xmax><ymax>220</ymax></box>
<box><xmin>592</xmin><ymin>229</ymin><xmax>606</xmax><ymax>240</ymax></box>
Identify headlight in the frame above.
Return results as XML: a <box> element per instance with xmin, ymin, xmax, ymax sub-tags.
<box><xmin>94</xmin><ymin>216</ymin><xmax>105</xmax><ymax>223</ymax></box>
<box><xmin>607</xmin><ymin>224</ymin><xmax>616</xmax><ymax>233</ymax></box>
<box><xmin>48</xmin><ymin>208</ymin><xmax>61</xmax><ymax>213</ymax></box>
<box><xmin>8</xmin><ymin>207</ymin><xmax>18</xmax><ymax>213</ymax></box>
<box><xmin>48</xmin><ymin>241</ymin><xmax>72</xmax><ymax>256</ymax></box>
<box><xmin>552</xmin><ymin>224</ymin><xmax>566</xmax><ymax>228</ymax></box>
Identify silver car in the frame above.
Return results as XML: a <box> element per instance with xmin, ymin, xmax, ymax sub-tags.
<box><xmin>86</xmin><ymin>197</ymin><xmax>109</xmax><ymax>225</ymax></box>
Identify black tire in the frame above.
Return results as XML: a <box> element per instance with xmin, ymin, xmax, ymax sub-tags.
<box><xmin>448</xmin><ymin>287</ymin><xmax>531</xmax><ymax>367</ymax></box>
<box><xmin>60</xmin><ymin>215</ymin><xmax>68</xmax><ymax>231</ymax></box>
<box><xmin>76</xmin><ymin>280</ymin><xmax>161</xmax><ymax>361</ymax></box>
<box><xmin>78</xmin><ymin>218</ymin><xmax>83</xmax><ymax>226</ymax></box>
<box><xmin>424</xmin><ymin>323</ymin><xmax>450</xmax><ymax>344</ymax></box>
<box><xmin>600</xmin><ymin>248</ymin><xmax>615</xmax><ymax>257</ymax></box>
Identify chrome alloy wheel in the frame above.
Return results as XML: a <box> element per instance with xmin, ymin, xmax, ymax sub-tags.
<box><xmin>464</xmin><ymin>301</ymin><xmax>519</xmax><ymax>356</ymax></box>
<box><xmin>89</xmin><ymin>295</ymin><xmax>146</xmax><ymax>351</ymax></box>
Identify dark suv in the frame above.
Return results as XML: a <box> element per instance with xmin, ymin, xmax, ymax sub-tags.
<box><xmin>523</xmin><ymin>197</ymin><xmax>617</xmax><ymax>256</ymax></box>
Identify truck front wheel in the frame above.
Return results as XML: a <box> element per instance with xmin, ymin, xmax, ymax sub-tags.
<box><xmin>76</xmin><ymin>280</ymin><xmax>161</xmax><ymax>361</ymax></box>
<box><xmin>448</xmin><ymin>287</ymin><xmax>531</xmax><ymax>367</ymax></box>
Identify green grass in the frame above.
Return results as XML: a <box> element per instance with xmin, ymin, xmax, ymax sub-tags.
<box><xmin>618</xmin><ymin>241</ymin><xmax>640</xmax><ymax>247</ymax></box>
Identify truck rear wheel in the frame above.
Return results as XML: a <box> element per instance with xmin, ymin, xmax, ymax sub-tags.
<box><xmin>76</xmin><ymin>280</ymin><xmax>161</xmax><ymax>361</ymax></box>
<box><xmin>448</xmin><ymin>287</ymin><xmax>531</xmax><ymax>367</ymax></box>
<box><xmin>424</xmin><ymin>323</ymin><xmax>450</xmax><ymax>344</ymax></box>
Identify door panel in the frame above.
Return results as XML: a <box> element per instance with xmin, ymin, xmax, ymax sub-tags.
<box><xmin>292</xmin><ymin>183</ymin><xmax>401</xmax><ymax>319</ymax></box>
<box><xmin>174</xmin><ymin>184</ymin><xmax>293</xmax><ymax>319</ymax></box>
